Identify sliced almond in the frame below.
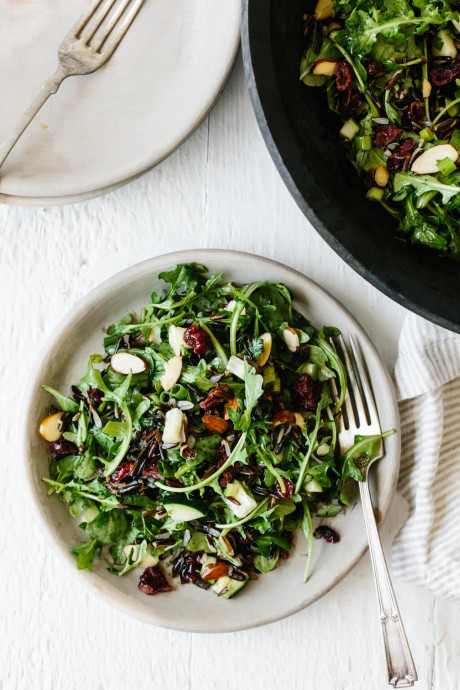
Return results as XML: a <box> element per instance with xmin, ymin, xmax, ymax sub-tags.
<box><xmin>312</xmin><ymin>60</ymin><xmax>337</xmax><ymax>77</ymax></box>
<box><xmin>39</xmin><ymin>411</ymin><xmax>63</xmax><ymax>442</ymax></box>
<box><xmin>411</xmin><ymin>144</ymin><xmax>458</xmax><ymax>175</ymax></box>
<box><xmin>375</xmin><ymin>165</ymin><xmax>389</xmax><ymax>187</ymax></box>
<box><xmin>315</xmin><ymin>0</ymin><xmax>333</xmax><ymax>20</ymax></box>
<box><xmin>422</xmin><ymin>78</ymin><xmax>432</xmax><ymax>99</ymax></box>
<box><xmin>316</xmin><ymin>442</ymin><xmax>330</xmax><ymax>457</ymax></box>
<box><xmin>202</xmin><ymin>561</ymin><xmax>229</xmax><ymax>581</ymax></box>
<box><xmin>283</xmin><ymin>327</ymin><xmax>300</xmax><ymax>353</ymax></box>
<box><xmin>256</xmin><ymin>332</ymin><xmax>272</xmax><ymax>367</ymax></box>
<box><xmin>111</xmin><ymin>352</ymin><xmax>148</xmax><ymax>375</ymax></box>
<box><xmin>168</xmin><ymin>325</ymin><xmax>189</xmax><ymax>356</ymax></box>
<box><xmin>160</xmin><ymin>355</ymin><xmax>183</xmax><ymax>391</ymax></box>
<box><xmin>163</xmin><ymin>408</ymin><xmax>186</xmax><ymax>444</ymax></box>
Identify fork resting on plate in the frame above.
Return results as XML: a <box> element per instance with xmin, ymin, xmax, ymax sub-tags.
<box><xmin>332</xmin><ymin>334</ymin><xmax>417</xmax><ymax>688</ymax></box>
<box><xmin>0</xmin><ymin>0</ymin><xmax>144</xmax><ymax>170</ymax></box>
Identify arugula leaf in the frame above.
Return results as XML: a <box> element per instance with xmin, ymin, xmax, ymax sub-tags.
<box><xmin>42</xmin><ymin>385</ymin><xmax>79</xmax><ymax>413</ymax></box>
<box><xmin>394</xmin><ymin>172</ymin><xmax>460</xmax><ymax>205</ymax></box>
<box><xmin>71</xmin><ymin>538</ymin><xmax>99</xmax><ymax>571</ymax></box>
<box><xmin>316</xmin><ymin>504</ymin><xmax>343</xmax><ymax>518</ymax></box>
<box><xmin>253</xmin><ymin>553</ymin><xmax>279</xmax><ymax>574</ymax></box>
<box><xmin>82</xmin><ymin>510</ymin><xmax>128</xmax><ymax>544</ymax></box>
<box><xmin>242</xmin><ymin>359</ymin><xmax>264</xmax><ymax>427</ymax></box>
<box><xmin>187</xmin><ymin>531</ymin><xmax>216</xmax><ymax>553</ymax></box>
<box><xmin>115</xmin><ymin>540</ymin><xmax>151</xmax><ymax>576</ymax></box>
<box><xmin>336</xmin><ymin>0</ymin><xmax>451</xmax><ymax>58</ymax></box>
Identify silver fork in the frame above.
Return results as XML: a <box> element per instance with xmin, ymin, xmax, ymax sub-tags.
<box><xmin>332</xmin><ymin>334</ymin><xmax>417</xmax><ymax>688</ymax></box>
<box><xmin>0</xmin><ymin>0</ymin><xmax>144</xmax><ymax>169</ymax></box>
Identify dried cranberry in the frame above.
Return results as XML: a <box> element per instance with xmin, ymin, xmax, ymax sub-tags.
<box><xmin>184</xmin><ymin>324</ymin><xmax>211</xmax><ymax>355</ymax></box>
<box><xmin>274</xmin><ymin>478</ymin><xmax>294</xmax><ymax>500</ymax></box>
<box><xmin>142</xmin><ymin>458</ymin><xmax>164</xmax><ymax>479</ymax></box>
<box><xmin>314</xmin><ymin>526</ymin><xmax>340</xmax><ymax>543</ymax></box>
<box><xmin>386</xmin><ymin>137</ymin><xmax>416</xmax><ymax>173</ymax></box>
<box><xmin>179</xmin><ymin>553</ymin><xmax>201</xmax><ymax>584</ymax></box>
<box><xmin>373</xmin><ymin>124</ymin><xmax>402</xmax><ymax>148</ymax></box>
<box><xmin>365</xmin><ymin>61</ymin><xmax>385</xmax><ymax>79</ymax></box>
<box><xmin>365</xmin><ymin>169</ymin><xmax>376</xmax><ymax>188</ymax></box>
<box><xmin>407</xmin><ymin>101</ymin><xmax>424</xmax><ymax>122</ymax></box>
<box><xmin>292</xmin><ymin>374</ymin><xmax>321</xmax><ymax>411</ymax></box>
<box><xmin>87</xmin><ymin>387</ymin><xmax>103</xmax><ymax>407</ymax></box>
<box><xmin>49</xmin><ymin>438</ymin><xmax>78</xmax><ymax>456</ymax></box>
<box><xmin>199</xmin><ymin>384</ymin><xmax>231</xmax><ymax>411</ymax></box>
<box><xmin>138</xmin><ymin>566</ymin><xmax>172</xmax><ymax>595</ymax></box>
<box><xmin>340</xmin><ymin>88</ymin><xmax>363</xmax><ymax>118</ymax></box>
<box><xmin>217</xmin><ymin>444</ymin><xmax>241</xmax><ymax>488</ymax></box>
<box><xmin>334</xmin><ymin>61</ymin><xmax>353</xmax><ymax>91</ymax></box>
<box><xmin>430</xmin><ymin>58</ymin><xmax>460</xmax><ymax>87</ymax></box>
<box><xmin>110</xmin><ymin>461</ymin><xmax>137</xmax><ymax>483</ymax></box>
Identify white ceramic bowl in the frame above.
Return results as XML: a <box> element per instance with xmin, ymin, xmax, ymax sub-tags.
<box><xmin>23</xmin><ymin>250</ymin><xmax>400</xmax><ymax>632</ymax></box>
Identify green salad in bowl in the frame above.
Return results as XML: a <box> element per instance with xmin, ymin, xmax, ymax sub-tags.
<box><xmin>301</xmin><ymin>0</ymin><xmax>460</xmax><ymax>257</ymax></box>
<box><xmin>39</xmin><ymin>263</ymin><xmax>386</xmax><ymax>599</ymax></box>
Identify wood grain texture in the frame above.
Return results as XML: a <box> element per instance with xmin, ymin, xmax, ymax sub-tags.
<box><xmin>0</xmin><ymin>55</ymin><xmax>455</xmax><ymax>690</ymax></box>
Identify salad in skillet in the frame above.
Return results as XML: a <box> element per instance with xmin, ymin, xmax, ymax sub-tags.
<box><xmin>300</xmin><ymin>0</ymin><xmax>460</xmax><ymax>257</ymax></box>
<box><xmin>39</xmin><ymin>264</ymin><xmax>386</xmax><ymax>599</ymax></box>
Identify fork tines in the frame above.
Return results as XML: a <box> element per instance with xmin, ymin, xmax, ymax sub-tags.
<box><xmin>330</xmin><ymin>334</ymin><xmax>382</xmax><ymax>441</ymax></box>
<box><xmin>71</xmin><ymin>0</ymin><xmax>143</xmax><ymax>54</ymax></box>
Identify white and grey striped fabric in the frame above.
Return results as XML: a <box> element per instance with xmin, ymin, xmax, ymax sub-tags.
<box><xmin>392</xmin><ymin>314</ymin><xmax>460</xmax><ymax>602</ymax></box>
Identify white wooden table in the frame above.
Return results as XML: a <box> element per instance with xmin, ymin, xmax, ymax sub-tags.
<box><xmin>1</xmin><ymin>56</ymin><xmax>457</xmax><ymax>690</ymax></box>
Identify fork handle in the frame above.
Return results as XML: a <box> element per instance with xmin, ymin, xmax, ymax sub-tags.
<box><xmin>0</xmin><ymin>67</ymin><xmax>66</xmax><ymax>169</ymax></box>
<box><xmin>359</xmin><ymin>479</ymin><xmax>417</xmax><ymax>688</ymax></box>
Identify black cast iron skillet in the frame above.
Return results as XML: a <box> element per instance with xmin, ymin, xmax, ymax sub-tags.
<box><xmin>242</xmin><ymin>0</ymin><xmax>460</xmax><ymax>333</ymax></box>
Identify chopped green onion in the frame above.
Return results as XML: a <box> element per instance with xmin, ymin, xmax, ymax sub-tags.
<box><xmin>437</xmin><ymin>157</ymin><xmax>457</xmax><ymax>176</ymax></box>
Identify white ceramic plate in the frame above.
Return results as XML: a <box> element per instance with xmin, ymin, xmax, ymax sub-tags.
<box><xmin>23</xmin><ymin>250</ymin><xmax>400</xmax><ymax>632</ymax></box>
<box><xmin>0</xmin><ymin>0</ymin><xmax>241</xmax><ymax>206</ymax></box>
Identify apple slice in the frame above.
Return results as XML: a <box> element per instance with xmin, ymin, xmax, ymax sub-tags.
<box><xmin>312</xmin><ymin>60</ymin><xmax>337</xmax><ymax>77</ymax></box>
<box><xmin>256</xmin><ymin>333</ymin><xmax>272</xmax><ymax>367</ymax></box>
<box><xmin>111</xmin><ymin>352</ymin><xmax>148</xmax><ymax>375</ymax></box>
<box><xmin>39</xmin><ymin>411</ymin><xmax>63</xmax><ymax>442</ymax></box>
<box><xmin>283</xmin><ymin>327</ymin><xmax>300</xmax><ymax>353</ymax></box>
<box><xmin>168</xmin><ymin>325</ymin><xmax>189</xmax><ymax>356</ymax></box>
<box><xmin>148</xmin><ymin>325</ymin><xmax>161</xmax><ymax>344</ymax></box>
<box><xmin>411</xmin><ymin>144</ymin><xmax>458</xmax><ymax>175</ymax></box>
<box><xmin>226</xmin><ymin>355</ymin><xmax>246</xmax><ymax>380</ymax></box>
<box><xmin>432</xmin><ymin>29</ymin><xmax>457</xmax><ymax>59</ymax></box>
<box><xmin>163</xmin><ymin>408</ymin><xmax>186</xmax><ymax>444</ymax></box>
<box><xmin>225</xmin><ymin>300</ymin><xmax>247</xmax><ymax>316</ymax></box>
<box><xmin>161</xmin><ymin>355</ymin><xmax>183</xmax><ymax>391</ymax></box>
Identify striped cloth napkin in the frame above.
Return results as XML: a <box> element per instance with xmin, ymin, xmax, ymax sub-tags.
<box><xmin>392</xmin><ymin>314</ymin><xmax>460</xmax><ymax>602</ymax></box>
